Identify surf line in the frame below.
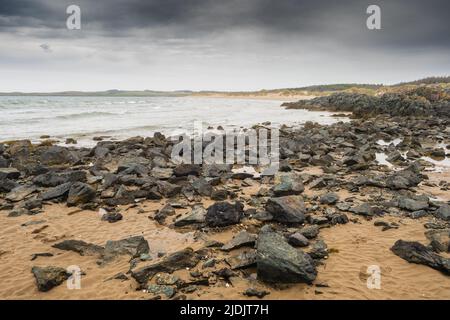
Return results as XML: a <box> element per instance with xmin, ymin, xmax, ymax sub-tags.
<box><xmin>179</xmin><ymin>304</ymin><xmax>215</xmax><ymax>318</ymax></box>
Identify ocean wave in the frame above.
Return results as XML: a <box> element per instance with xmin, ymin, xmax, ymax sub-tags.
<box><xmin>54</xmin><ymin>111</ymin><xmax>124</xmax><ymax>120</ymax></box>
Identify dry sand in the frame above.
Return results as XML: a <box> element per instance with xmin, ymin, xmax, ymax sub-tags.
<box><xmin>1</xmin><ymin>176</ymin><xmax>449</xmax><ymax>300</ymax></box>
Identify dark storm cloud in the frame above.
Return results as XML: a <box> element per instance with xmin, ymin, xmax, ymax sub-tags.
<box><xmin>0</xmin><ymin>0</ymin><xmax>449</xmax><ymax>49</ymax></box>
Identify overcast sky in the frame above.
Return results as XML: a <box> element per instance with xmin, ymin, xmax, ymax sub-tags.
<box><xmin>0</xmin><ymin>0</ymin><xmax>449</xmax><ymax>92</ymax></box>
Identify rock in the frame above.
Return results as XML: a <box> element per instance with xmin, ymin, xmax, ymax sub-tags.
<box><xmin>0</xmin><ymin>179</ymin><xmax>18</xmax><ymax>193</ymax></box>
<box><xmin>31</xmin><ymin>266</ymin><xmax>70</xmax><ymax>292</ymax></box>
<box><xmin>425</xmin><ymin>229</ymin><xmax>450</xmax><ymax>253</ymax></box>
<box><xmin>350</xmin><ymin>203</ymin><xmax>382</xmax><ymax>216</ymax></box>
<box><xmin>156</xmin><ymin>181</ymin><xmax>181</xmax><ymax>198</ymax></box>
<box><xmin>256</xmin><ymin>226</ymin><xmax>317</xmax><ymax>283</ymax></box>
<box><xmin>390</xmin><ymin>240</ymin><xmax>450</xmax><ymax>275</ymax></box>
<box><xmin>33</xmin><ymin>171</ymin><xmax>87</xmax><ymax>187</ymax></box>
<box><xmin>397</xmin><ymin>197</ymin><xmax>429</xmax><ymax>212</ymax></box>
<box><xmin>271</xmin><ymin>172</ymin><xmax>304</xmax><ymax>196</ymax></box>
<box><xmin>0</xmin><ymin>168</ymin><xmax>20</xmax><ymax>180</ymax></box>
<box><xmin>23</xmin><ymin>199</ymin><xmax>43</xmax><ymax>210</ymax></box>
<box><xmin>409</xmin><ymin>210</ymin><xmax>428</xmax><ymax>219</ymax></box>
<box><xmin>101</xmin><ymin>212</ymin><xmax>123</xmax><ymax>223</ymax></box>
<box><xmin>309</xmin><ymin>240</ymin><xmax>328</xmax><ymax>259</ymax></box>
<box><xmin>151</xmin><ymin>167</ymin><xmax>173</xmax><ymax>179</ymax></box>
<box><xmin>52</xmin><ymin>240</ymin><xmax>104</xmax><ymax>256</ymax></box>
<box><xmin>6</xmin><ymin>185</ymin><xmax>37</xmax><ymax>202</ymax></box>
<box><xmin>211</xmin><ymin>189</ymin><xmax>228</xmax><ymax>201</ymax></box>
<box><xmin>221</xmin><ymin>231</ymin><xmax>257</xmax><ymax>251</ymax></box>
<box><xmin>192</xmin><ymin>178</ymin><xmax>213</xmax><ymax>197</ymax></box>
<box><xmin>265</xmin><ymin>196</ymin><xmax>306</xmax><ymax>224</ymax></box>
<box><xmin>319</xmin><ymin>192</ymin><xmax>339</xmax><ymax>205</ymax></box>
<box><xmin>308</xmin><ymin>215</ymin><xmax>329</xmax><ymax>225</ymax></box>
<box><xmin>243</xmin><ymin>288</ymin><xmax>270</xmax><ymax>299</ymax></box>
<box><xmin>287</xmin><ymin>232</ymin><xmax>309</xmax><ymax>247</ymax></box>
<box><xmin>102</xmin><ymin>236</ymin><xmax>150</xmax><ymax>262</ymax></box>
<box><xmin>205</xmin><ymin>201</ymin><xmax>244</xmax><ymax>227</ymax></box>
<box><xmin>40</xmin><ymin>182</ymin><xmax>72</xmax><ymax>201</ymax></box>
<box><xmin>154</xmin><ymin>204</ymin><xmax>176</xmax><ymax>224</ymax></box>
<box><xmin>147</xmin><ymin>284</ymin><xmax>176</xmax><ymax>298</ymax></box>
<box><xmin>299</xmin><ymin>225</ymin><xmax>320</xmax><ymax>239</ymax></box>
<box><xmin>386</xmin><ymin>164</ymin><xmax>423</xmax><ymax>190</ymax></box>
<box><xmin>65</xmin><ymin>138</ymin><xmax>77</xmax><ymax>145</ymax></box>
<box><xmin>328</xmin><ymin>213</ymin><xmax>349</xmax><ymax>225</ymax></box>
<box><xmin>434</xmin><ymin>204</ymin><xmax>450</xmax><ymax>221</ymax></box>
<box><xmin>226</xmin><ymin>250</ymin><xmax>257</xmax><ymax>269</ymax></box>
<box><xmin>30</xmin><ymin>253</ymin><xmax>54</xmax><ymax>261</ymax></box>
<box><xmin>40</xmin><ymin>146</ymin><xmax>79</xmax><ymax>165</ymax></box>
<box><xmin>174</xmin><ymin>205</ymin><xmax>206</xmax><ymax>227</ymax></box>
<box><xmin>131</xmin><ymin>248</ymin><xmax>200</xmax><ymax>285</ymax></box>
<box><xmin>67</xmin><ymin>182</ymin><xmax>96</xmax><ymax>206</ymax></box>
<box><xmin>174</xmin><ymin>164</ymin><xmax>201</xmax><ymax>177</ymax></box>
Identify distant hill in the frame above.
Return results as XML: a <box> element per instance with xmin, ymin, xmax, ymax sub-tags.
<box><xmin>1</xmin><ymin>76</ymin><xmax>448</xmax><ymax>97</ymax></box>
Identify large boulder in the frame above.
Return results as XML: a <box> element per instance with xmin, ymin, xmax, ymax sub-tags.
<box><xmin>205</xmin><ymin>201</ymin><xmax>244</xmax><ymax>227</ymax></box>
<box><xmin>265</xmin><ymin>196</ymin><xmax>306</xmax><ymax>224</ymax></box>
<box><xmin>256</xmin><ymin>226</ymin><xmax>317</xmax><ymax>283</ymax></box>
<box><xmin>397</xmin><ymin>197</ymin><xmax>429</xmax><ymax>212</ymax></box>
<box><xmin>67</xmin><ymin>182</ymin><xmax>96</xmax><ymax>206</ymax></box>
<box><xmin>31</xmin><ymin>266</ymin><xmax>70</xmax><ymax>292</ymax></box>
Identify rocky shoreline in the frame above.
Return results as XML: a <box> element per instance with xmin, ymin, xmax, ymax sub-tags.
<box><xmin>1</xmin><ymin>96</ymin><xmax>450</xmax><ymax>299</ymax></box>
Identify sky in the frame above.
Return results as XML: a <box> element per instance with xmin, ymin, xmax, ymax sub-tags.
<box><xmin>0</xmin><ymin>0</ymin><xmax>449</xmax><ymax>92</ymax></box>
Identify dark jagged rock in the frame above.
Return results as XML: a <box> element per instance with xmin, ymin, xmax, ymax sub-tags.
<box><xmin>299</xmin><ymin>225</ymin><xmax>320</xmax><ymax>239</ymax></box>
<box><xmin>349</xmin><ymin>203</ymin><xmax>382</xmax><ymax>216</ymax></box>
<box><xmin>226</xmin><ymin>250</ymin><xmax>257</xmax><ymax>269</ymax></box>
<box><xmin>0</xmin><ymin>168</ymin><xmax>20</xmax><ymax>180</ymax></box>
<box><xmin>33</xmin><ymin>170</ymin><xmax>86</xmax><ymax>187</ymax></box>
<box><xmin>6</xmin><ymin>185</ymin><xmax>37</xmax><ymax>202</ymax></box>
<box><xmin>391</xmin><ymin>240</ymin><xmax>450</xmax><ymax>275</ymax></box>
<box><xmin>31</xmin><ymin>266</ymin><xmax>70</xmax><ymax>292</ymax></box>
<box><xmin>192</xmin><ymin>177</ymin><xmax>213</xmax><ymax>197</ymax></box>
<box><xmin>174</xmin><ymin>205</ymin><xmax>206</xmax><ymax>227</ymax></box>
<box><xmin>309</xmin><ymin>240</ymin><xmax>328</xmax><ymax>259</ymax></box>
<box><xmin>243</xmin><ymin>288</ymin><xmax>270</xmax><ymax>298</ymax></box>
<box><xmin>205</xmin><ymin>201</ymin><xmax>244</xmax><ymax>227</ymax></box>
<box><xmin>52</xmin><ymin>240</ymin><xmax>104</xmax><ymax>256</ymax></box>
<box><xmin>265</xmin><ymin>196</ymin><xmax>306</xmax><ymax>224</ymax></box>
<box><xmin>174</xmin><ymin>164</ymin><xmax>201</xmax><ymax>177</ymax></box>
<box><xmin>131</xmin><ymin>248</ymin><xmax>200</xmax><ymax>285</ymax></box>
<box><xmin>40</xmin><ymin>182</ymin><xmax>72</xmax><ymax>201</ymax></box>
<box><xmin>434</xmin><ymin>204</ymin><xmax>450</xmax><ymax>221</ymax></box>
<box><xmin>397</xmin><ymin>197</ymin><xmax>429</xmax><ymax>212</ymax></box>
<box><xmin>102</xmin><ymin>236</ymin><xmax>150</xmax><ymax>262</ymax></box>
<box><xmin>101</xmin><ymin>212</ymin><xmax>123</xmax><ymax>223</ymax></box>
<box><xmin>67</xmin><ymin>182</ymin><xmax>96</xmax><ymax>206</ymax></box>
<box><xmin>40</xmin><ymin>146</ymin><xmax>79</xmax><ymax>166</ymax></box>
<box><xmin>287</xmin><ymin>232</ymin><xmax>309</xmax><ymax>247</ymax></box>
<box><xmin>320</xmin><ymin>192</ymin><xmax>339</xmax><ymax>205</ymax></box>
<box><xmin>256</xmin><ymin>226</ymin><xmax>317</xmax><ymax>283</ymax></box>
<box><xmin>221</xmin><ymin>231</ymin><xmax>257</xmax><ymax>251</ymax></box>
<box><xmin>425</xmin><ymin>229</ymin><xmax>450</xmax><ymax>253</ymax></box>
